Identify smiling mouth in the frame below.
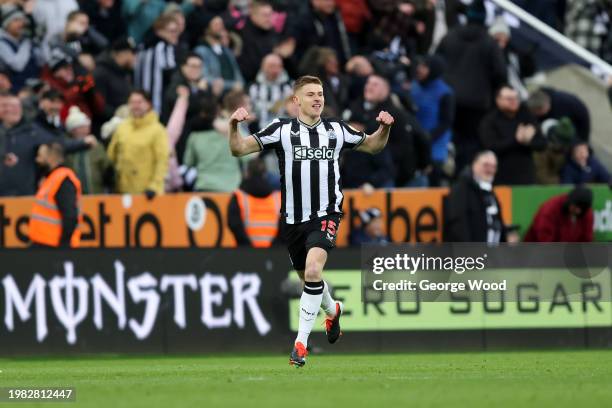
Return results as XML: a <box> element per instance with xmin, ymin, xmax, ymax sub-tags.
<box><xmin>312</xmin><ymin>104</ymin><xmax>321</xmax><ymax>109</ymax></box>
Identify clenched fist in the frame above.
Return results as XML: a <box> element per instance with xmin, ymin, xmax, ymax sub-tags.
<box><xmin>230</xmin><ymin>107</ymin><xmax>251</xmax><ymax>123</ymax></box>
<box><xmin>376</xmin><ymin>111</ymin><xmax>395</xmax><ymax>127</ymax></box>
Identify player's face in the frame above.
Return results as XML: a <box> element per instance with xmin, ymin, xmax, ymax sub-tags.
<box><xmin>295</xmin><ymin>84</ymin><xmax>324</xmax><ymax>118</ymax></box>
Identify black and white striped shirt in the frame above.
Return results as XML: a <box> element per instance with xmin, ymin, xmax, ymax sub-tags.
<box><xmin>248</xmin><ymin>78</ymin><xmax>293</xmax><ymax>129</ymax></box>
<box><xmin>253</xmin><ymin>117</ymin><xmax>366</xmax><ymax>224</ymax></box>
<box><xmin>134</xmin><ymin>40</ymin><xmax>176</xmax><ymax>114</ymax></box>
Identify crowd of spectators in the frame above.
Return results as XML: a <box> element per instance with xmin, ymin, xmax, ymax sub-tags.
<box><xmin>0</xmin><ymin>0</ymin><xmax>610</xmax><ymax>244</ymax></box>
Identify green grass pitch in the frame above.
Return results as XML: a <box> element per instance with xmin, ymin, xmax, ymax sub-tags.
<box><xmin>1</xmin><ymin>350</ymin><xmax>611</xmax><ymax>408</ymax></box>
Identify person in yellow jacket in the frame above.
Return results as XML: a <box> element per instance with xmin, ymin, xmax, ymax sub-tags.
<box><xmin>228</xmin><ymin>158</ymin><xmax>283</xmax><ymax>248</ymax></box>
<box><xmin>29</xmin><ymin>142</ymin><xmax>82</xmax><ymax>248</ymax></box>
<box><xmin>107</xmin><ymin>90</ymin><xmax>169</xmax><ymax>198</ymax></box>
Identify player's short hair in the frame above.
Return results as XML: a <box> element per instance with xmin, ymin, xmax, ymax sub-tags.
<box><xmin>293</xmin><ymin>76</ymin><xmax>323</xmax><ymax>93</ymax></box>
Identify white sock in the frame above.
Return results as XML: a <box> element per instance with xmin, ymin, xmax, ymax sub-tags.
<box><xmin>295</xmin><ymin>280</ymin><xmax>324</xmax><ymax>346</ymax></box>
<box><xmin>320</xmin><ymin>281</ymin><xmax>336</xmax><ymax>317</ymax></box>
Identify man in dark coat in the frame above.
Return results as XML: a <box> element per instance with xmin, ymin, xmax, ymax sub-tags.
<box><xmin>0</xmin><ymin>94</ymin><xmax>94</xmax><ymax>196</ymax></box>
<box><xmin>237</xmin><ymin>1</ymin><xmax>289</xmax><ymax>83</ymax></box>
<box><xmin>93</xmin><ymin>38</ymin><xmax>135</xmax><ymax>122</ymax></box>
<box><xmin>527</xmin><ymin>87</ymin><xmax>591</xmax><ymax>142</ymax></box>
<box><xmin>436</xmin><ymin>0</ymin><xmax>507</xmax><ymax>173</ymax></box>
<box><xmin>444</xmin><ymin>150</ymin><xmax>506</xmax><ymax>243</ymax></box>
<box><xmin>479</xmin><ymin>85</ymin><xmax>546</xmax><ymax>185</ymax></box>
<box><xmin>343</xmin><ymin>74</ymin><xmax>430</xmax><ymax>187</ymax></box>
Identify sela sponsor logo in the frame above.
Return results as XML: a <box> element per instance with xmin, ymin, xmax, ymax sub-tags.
<box><xmin>1</xmin><ymin>261</ymin><xmax>271</xmax><ymax>344</ymax></box>
<box><xmin>293</xmin><ymin>145</ymin><xmax>334</xmax><ymax>161</ymax></box>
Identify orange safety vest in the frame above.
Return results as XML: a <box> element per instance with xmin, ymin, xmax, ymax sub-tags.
<box><xmin>234</xmin><ymin>189</ymin><xmax>281</xmax><ymax>248</ymax></box>
<box><xmin>29</xmin><ymin>166</ymin><xmax>83</xmax><ymax>247</ymax></box>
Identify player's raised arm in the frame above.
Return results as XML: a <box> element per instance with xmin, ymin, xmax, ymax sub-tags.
<box><xmin>355</xmin><ymin>111</ymin><xmax>394</xmax><ymax>154</ymax></box>
<box><xmin>229</xmin><ymin>107</ymin><xmax>262</xmax><ymax>157</ymax></box>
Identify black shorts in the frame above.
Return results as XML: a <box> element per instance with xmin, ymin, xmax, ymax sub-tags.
<box><xmin>283</xmin><ymin>213</ymin><xmax>341</xmax><ymax>271</ymax></box>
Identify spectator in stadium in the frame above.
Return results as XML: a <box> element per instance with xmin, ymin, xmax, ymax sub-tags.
<box><xmin>488</xmin><ymin>16</ymin><xmax>536</xmax><ymax>100</ymax></box>
<box><xmin>436</xmin><ymin>0</ymin><xmax>507</xmax><ymax>174</ymax></box>
<box><xmin>164</xmin><ymin>85</ymin><xmax>189</xmax><ymax>192</ymax></box>
<box><xmin>349</xmin><ymin>207</ymin><xmax>390</xmax><ymax>246</ymax></box>
<box><xmin>0</xmin><ymin>94</ymin><xmax>95</xmax><ymax>196</ymax></box>
<box><xmin>293</xmin><ymin>0</ymin><xmax>351</xmax><ymax>66</ymax></box>
<box><xmin>193</xmin><ymin>16</ymin><xmax>244</xmax><ymax>96</ymax></box>
<box><xmin>524</xmin><ymin>186</ymin><xmax>594</xmax><ymax>242</ymax></box>
<box><xmin>345</xmin><ymin>54</ymin><xmax>374</xmax><ymax>101</ymax></box>
<box><xmin>107</xmin><ymin>90</ymin><xmax>169</xmax><ymax>197</ymax></box>
<box><xmin>411</xmin><ymin>54</ymin><xmax>454</xmax><ymax>187</ymax></box>
<box><xmin>29</xmin><ymin>142</ymin><xmax>82</xmax><ymax>248</ymax></box>
<box><xmin>527</xmin><ymin>87</ymin><xmax>591</xmax><ymax>142</ymax></box>
<box><xmin>340</xmin><ymin>136</ymin><xmax>395</xmax><ymax>190</ymax></box>
<box><xmin>81</xmin><ymin>0</ymin><xmax>127</xmax><ymax>44</ymax></box>
<box><xmin>368</xmin><ymin>0</ymin><xmax>424</xmax><ymax>58</ymax></box>
<box><xmin>344</xmin><ymin>74</ymin><xmax>430</xmax><ymax>187</ymax></box>
<box><xmin>479</xmin><ymin>85</ymin><xmax>546</xmax><ymax>185</ymax></box>
<box><xmin>237</xmin><ymin>0</ymin><xmax>293</xmax><ymax>82</ymax></box>
<box><xmin>444</xmin><ymin>150</ymin><xmax>506</xmax><ymax>243</ymax></box>
<box><xmin>227</xmin><ymin>157</ymin><xmax>282</xmax><ymax>247</ymax></box>
<box><xmin>33</xmin><ymin>0</ymin><xmax>79</xmax><ymax>48</ymax></box>
<box><xmin>249</xmin><ymin>53</ymin><xmax>293</xmax><ymax>130</ymax></box>
<box><xmin>134</xmin><ymin>14</ymin><xmax>181</xmax><ymax>114</ymax></box>
<box><xmin>64</xmin><ymin>106</ymin><xmax>114</xmax><ymax>194</ymax></box>
<box><xmin>121</xmin><ymin>0</ymin><xmax>195</xmax><ymax>44</ymax></box>
<box><xmin>45</xmin><ymin>9</ymin><xmax>108</xmax><ymax>62</ymax></box>
<box><xmin>182</xmin><ymin>93</ymin><xmax>241</xmax><ymax>192</ymax></box>
<box><xmin>565</xmin><ymin>0</ymin><xmax>610</xmax><ymax>63</ymax></box>
<box><xmin>335</xmin><ymin>0</ymin><xmax>371</xmax><ymax>53</ymax></box>
<box><xmin>533</xmin><ymin>117</ymin><xmax>576</xmax><ymax>184</ymax></box>
<box><xmin>93</xmin><ymin>38</ymin><xmax>135</xmax><ymax>123</ymax></box>
<box><xmin>162</xmin><ymin>53</ymin><xmax>209</xmax><ymax>124</ymax></box>
<box><xmin>299</xmin><ymin>47</ymin><xmax>348</xmax><ymax>117</ymax></box>
<box><xmin>560</xmin><ymin>141</ymin><xmax>611</xmax><ymax>185</ymax></box>
<box><xmin>34</xmin><ymin>89</ymin><xmax>65</xmax><ymax>137</ymax></box>
<box><xmin>41</xmin><ymin>49</ymin><xmax>105</xmax><ymax>123</ymax></box>
<box><xmin>0</xmin><ymin>4</ymin><xmax>40</xmax><ymax>92</ymax></box>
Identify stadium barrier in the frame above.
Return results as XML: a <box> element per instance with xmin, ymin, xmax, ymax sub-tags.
<box><xmin>0</xmin><ymin>184</ymin><xmax>609</xmax><ymax>248</ymax></box>
<box><xmin>1</xmin><ymin>249</ymin><xmax>610</xmax><ymax>355</ymax></box>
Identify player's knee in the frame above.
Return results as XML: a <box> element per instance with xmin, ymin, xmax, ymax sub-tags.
<box><xmin>304</xmin><ymin>263</ymin><xmax>322</xmax><ymax>282</ymax></box>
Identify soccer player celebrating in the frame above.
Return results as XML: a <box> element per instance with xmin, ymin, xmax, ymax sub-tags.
<box><xmin>229</xmin><ymin>75</ymin><xmax>394</xmax><ymax>367</ymax></box>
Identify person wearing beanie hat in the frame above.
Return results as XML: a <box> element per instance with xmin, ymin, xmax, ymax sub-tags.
<box><xmin>466</xmin><ymin>0</ymin><xmax>487</xmax><ymax>25</ymax></box>
<box><xmin>524</xmin><ymin>186</ymin><xmax>594</xmax><ymax>242</ymax></box>
<box><xmin>560</xmin><ymin>140</ymin><xmax>611</xmax><ymax>185</ymax></box>
<box><xmin>64</xmin><ymin>106</ymin><xmax>114</xmax><ymax>195</ymax></box>
<box><xmin>349</xmin><ymin>207</ymin><xmax>390</xmax><ymax>245</ymax></box>
<box><xmin>532</xmin><ymin>117</ymin><xmax>575</xmax><ymax>184</ymax></box>
<box><xmin>65</xmin><ymin>105</ymin><xmax>91</xmax><ymax>132</ymax></box>
<box><xmin>0</xmin><ymin>4</ymin><xmax>40</xmax><ymax>92</ymax></box>
<box><xmin>488</xmin><ymin>16</ymin><xmax>534</xmax><ymax>101</ymax></box>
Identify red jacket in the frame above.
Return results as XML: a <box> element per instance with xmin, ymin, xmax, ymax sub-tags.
<box><xmin>524</xmin><ymin>194</ymin><xmax>593</xmax><ymax>242</ymax></box>
<box><xmin>41</xmin><ymin>66</ymin><xmax>105</xmax><ymax>123</ymax></box>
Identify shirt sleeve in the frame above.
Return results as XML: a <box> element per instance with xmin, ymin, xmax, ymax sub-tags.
<box><xmin>339</xmin><ymin>120</ymin><xmax>366</xmax><ymax>150</ymax></box>
<box><xmin>252</xmin><ymin>120</ymin><xmax>283</xmax><ymax>151</ymax></box>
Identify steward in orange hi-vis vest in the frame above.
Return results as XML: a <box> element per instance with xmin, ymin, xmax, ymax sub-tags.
<box><xmin>234</xmin><ymin>189</ymin><xmax>281</xmax><ymax>248</ymax></box>
<box><xmin>29</xmin><ymin>166</ymin><xmax>83</xmax><ymax>247</ymax></box>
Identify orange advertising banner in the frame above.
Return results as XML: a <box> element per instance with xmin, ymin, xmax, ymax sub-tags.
<box><xmin>0</xmin><ymin>188</ymin><xmax>512</xmax><ymax>248</ymax></box>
